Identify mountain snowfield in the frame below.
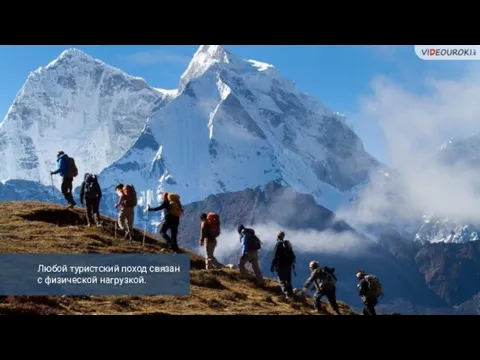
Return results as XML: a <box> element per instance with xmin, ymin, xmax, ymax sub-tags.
<box><xmin>0</xmin><ymin>44</ymin><xmax>477</xmax><ymax>245</ymax></box>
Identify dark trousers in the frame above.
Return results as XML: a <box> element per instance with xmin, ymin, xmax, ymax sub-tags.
<box><xmin>61</xmin><ymin>176</ymin><xmax>75</xmax><ymax>205</ymax></box>
<box><xmin>313</xmin><ymin>287</ymin><xmax>341</xmax><ymax>314</ymax></box>
<box><xmin>159</xmin><ymin>215</ymin><xmax>179</xmax><ymax>250</ymax></box>
<box><xmin>363</xmin><ymin>298</ymin><xmax>377</xmax><ymax>315</ymax></box>
<box><xmin>85</xmin><ymin>198</ymin><xmax>100</xmax><ymax>225</ymax></box>
<box><xmin>277</xmin><ymin>265</ymin><xmax>293</xmax><ymax>297</ymax></box>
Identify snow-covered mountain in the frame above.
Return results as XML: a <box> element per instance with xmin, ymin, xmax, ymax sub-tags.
<box><xmin>0</xmin><ymin>48</ymin><xmax>173</xmax><ymax>190</ymax></box>
<box><xmin>413</xmin><ymin>134</ymin><xmax>480</xmax><ymax>244</ymax></box>
<box><xmin>99</xmin><ymin>45</ymin><xmax>381</xmax><ymax>212</ymax></box>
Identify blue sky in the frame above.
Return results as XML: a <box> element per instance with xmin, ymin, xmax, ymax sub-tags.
<box><xmin>0</xmin><ymin>45</ymin><xmax>471</xmax><ymax>164</ymax></box>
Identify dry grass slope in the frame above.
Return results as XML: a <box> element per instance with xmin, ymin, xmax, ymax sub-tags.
<box><xmin>0</xmin><ymin>201</ymin><xmax>356</xmax><ymax>315</ymax></box>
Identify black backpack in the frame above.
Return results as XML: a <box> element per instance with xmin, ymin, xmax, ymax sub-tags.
<box><xmin>84</xmin><ymin>175</ymin><xmax>100</xmax><ymax>199</ymax></box>
<box><xmin>280</xmin><ymin>240</ymin><xmax>296</xmax><ymax>265</ymax></box>
<box><xmin>67</xmin><ymin>156</ymin><xmax>78</xmax><ymax>177</ymax></box>
<box><xmin>322</xmin><ymin>266</ymin><xmax>337</xmax><ymax>283</ymax></box>
<box><xmin>244</xmin><ymin>229</ymin><xmax>262</xmax><ymax>251</ymax></box>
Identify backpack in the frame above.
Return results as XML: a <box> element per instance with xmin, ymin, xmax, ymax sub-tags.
<box><xmin>280</xmin><ymin>240</ymin><xmax>296</xmax><ymax>264</ymax></box>
<box><xmin>123</xmin><ymin>185</ymin><xmax>137</xmax><ymax>207</ymax></box>
<box><xmin>167</xmin><ymin>193</ymin><xmax>183</xmax><ymax>217</ymax></box>
<box><xmin>365</xmin><ymin>275</ymin><xmax>383</xmax><ymax>298</ymax></box>
<box><xmin>84</xmin><ymin>175</ymin><xmax>100</xmax><ymax>199</ymax></box>
<box><xmin>67</xmin><ymin>156</ymin><xmax>78</xmax><ymax>177</ymax></box>
<box><xmin>206</xmin><ymin>213</ymin><xmax>221</xmax><ymax>238</ymax></box>
<box><xmin>321</xmin><ymin>266</ymin><xmax>337</xmax><ymax>285</ymax></box>
<box><xmin>244</xmin><ymin>229</ymin><xmax>262</xmax><ymax>251</ymax></box>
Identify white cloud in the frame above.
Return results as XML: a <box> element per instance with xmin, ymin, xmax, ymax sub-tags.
<box><xmin>340</xmin><ymin>65</ymin><xmax>480</xmax><ymax>227</ymax></box>
<box><xmin>123</xmin><ymin>49</ymin><xmax>191</xmax><ymax>65</ymax></box>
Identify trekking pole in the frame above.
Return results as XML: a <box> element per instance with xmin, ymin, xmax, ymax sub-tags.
<box><xmin>114</xmin><ymin>204</ymin><xmax>117</xmax><ymax>241</ymax></box>
<box><xmin>142</xmin><ymin>209</ymin><xmax>149</xmax><ymax>247</ymax></box>
<box><xmin>51</xmin><ymin>174</ymin><xmax>54</xmax><ymax>203</ymax></box>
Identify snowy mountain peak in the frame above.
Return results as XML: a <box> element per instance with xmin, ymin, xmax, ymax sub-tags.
<box><xmin>42</xmin><ymin>48</ymin><xmax>97</xmax><ymax>72</ymax></box>
<box><xmin>196</xmin><ymin>45</ymin><xmax>230</xmax><ymax>61</ymax></box>
<box><xmin>179</xmin><ymin>45</ymin><xmax>245</xmax><ymax>91</ymax></box>
<box><xmin>58</xmin><ymin>48</ymin><xmax>93</xmax><ymax>61</ymax></box>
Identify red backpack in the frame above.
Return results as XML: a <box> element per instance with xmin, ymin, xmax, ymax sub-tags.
<box><xmin>206</xmin><ymin>213</ymin><xmax>221</xmax><ymax>238</ymax></box>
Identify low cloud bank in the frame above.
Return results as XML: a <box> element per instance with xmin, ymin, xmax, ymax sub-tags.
<box><xmin>340</xmin><ymin>65</ymin><xmax>480</xmax><ymax>229</ymax></box>
<box><xmin>195</xmin><ymin>223</ymin><xmax>370</xmax><ymax>266</ymax></box>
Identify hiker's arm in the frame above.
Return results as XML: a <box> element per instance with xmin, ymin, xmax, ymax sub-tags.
<box><xmin>51</xmin><ymin>157</ymin><xmax>66</xmax><ymax>175</ymax></box>
<box><xmin>270</xmin><ymin>243</ymin><xmax>280</xmax><ymax>269</ymax></box>
<box><xmin>303</xmin><ymin>271</ymin><xmax>317</xmax><ymax>291</ymax></box>
<box><xmin>97</xmin><ymin>183</ymin><xmax>102</xmax><ymax>199</ymax></box>
<box><xmin>149</xmin><ymin>199</ymin><xmax>168</xmax><ymax>212</ymax></box>
<box><xmin>241</xmin><ymin>235</ymin><xmax>247</xmax><ymax>255</ymax></box>
<box><xmin>116</xmin><ymin>194</ymin><xmax>125</xmax><ymax>207</ymax></box>
<box><xmin>200</xmin><ymin>222</ymin><xmax>207</xmax><ymax>243</ymax></box>
<box><xmin>358</xmin><ymin>279</ymin><xmax>369</xmax><ymax>296</ymax></box>
<box><xmin>79</xmin><ymin>182</ymin><xmax>85</xmax><ymax>203</ymax></box>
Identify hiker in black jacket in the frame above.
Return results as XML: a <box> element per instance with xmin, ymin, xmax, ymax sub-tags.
<box><xmin>79</xmin><ymin>173</ymin><xmax>102</xmax><ymax>227</ymax></box>
<box><xmin>147</xmin><ymin>192</ymin><xmax>182</xmax><ymax>252</ymax></box>
<box><xmin>303</xmin><ymin>261</ymin><xmax>341</xmax><ymax>315</ymax></box>
<box><xmin>270</xmin><ymin>231</ymin><xmax>295</xmax><ymax>299</ymax></box>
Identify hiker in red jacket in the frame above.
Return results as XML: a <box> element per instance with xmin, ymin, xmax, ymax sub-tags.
<box><xmin>199</xmin><ymin>213</ymin><xmax>224</xmax><ymax>269</ymax></box>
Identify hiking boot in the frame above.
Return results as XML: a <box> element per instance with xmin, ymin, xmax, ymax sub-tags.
<box><xmin>96</xmin><ymin>223</ymin><xmax>102</xmax><ymax>228</ymax></box>
<box><xmin>86</xmin><ymin>223</ymin><xmax>91</xmax><ymax>227</ymax></box>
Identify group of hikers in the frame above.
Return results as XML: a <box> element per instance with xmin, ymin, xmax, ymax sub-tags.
<box><xmin>50</xmin><ymin>150</ymin><xmax>383</xmax><ymax>315</ymax></box>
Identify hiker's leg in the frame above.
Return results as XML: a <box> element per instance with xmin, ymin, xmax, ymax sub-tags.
<box><xmin>61</xmin><ymin>177</ymin><xmax>75</xmax><ymax>205</ymax></box>
<box><xmin>66</xmin><ymin>177</ymin><xmax>76</xmax><ymax>205</ymax></box>
<box><xmin>249</xmin><ymin>251</ymin><xmax>264</xmax><ymax>285</ymax></box>
<box><xmin>365</xmin><ymin>299</ymin><xmax>377</xmax><ymax>315</ymax></box>
<box><xmin>277</xmin><ymin>266</ymin><xmax>289</xmax><ymax>296</ymax></box>
<box><xmin>238</xmin><ymin>253</ymin><xmax>249</xmax><ymax>277</ymax></box>
<box><xmin>363</xmin><ymin>299</ymin><xmax>374</xmax><ymax>315</ymax></box>
<box><xmin>279</xmin><ymin>266</ymin><xmax>293</xmax><ymax>297</ymax></box>
<box><xmin>159</xmin><ymin>220</ymin><xmax>171</xmax><ymax>244</ymax></box>
<box><xmin>210</xmin><ymin>240</ymin><xmax>224</xmax><ymax>268</ymax></box>
<box><xmin>170</xmin><ymin>217</ymin><xmax>179</xmax><ymax>250</ymax></box>
<box><xmin>312</xmin><ymin>291</ymin><xmax>324</xmax><ymax>312</ymax></box>
<box><xmin>93</xmin><ymin>199</ymin><xmax>101</xmax><ymax>224</ymax></box>
<box><xmin>118</xmin><ymin>208</ymin><xmax>127</xmax><ymax>231</ymax></box>
<box><xmin>326</xmin><ymin>289</ymin><xmax>341</xmax><ymax>314</ymax></box>
<box><xmin>128</xmin><ymin>207</ymin><xmax>134</xmax><ymax>230</ymax></box>
<box><xmin>125</xmin><ymin>207</ymin><xmax>134</xmax><ymax>239</ymax></box>
<box><xmin>205</xmin><ymin>240</ymin><xmax>215</xmax><ymax>269</ymax></box>
<box><xmin>85</xmin><ymin>199</ymin><xmax>93</xmax><ymax>225</ymax></box>
<box><xmin>285</xmin><ymin>266</ymin><xmax>293</xmax><ymax>296</ymax></box>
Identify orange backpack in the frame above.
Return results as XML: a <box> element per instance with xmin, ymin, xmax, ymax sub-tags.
<box><xmin>123</xmin><ymin>185</ymin><xmax>137</xmax><ymax>207</ymax></box>
<box><xmin>167</xmin><ymin>193</ymin><xmax>183</xmax><ymax>217</ymax></box>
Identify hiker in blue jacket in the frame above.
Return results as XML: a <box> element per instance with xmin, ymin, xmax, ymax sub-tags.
<box><xmin>237</xmin><ymin>224</ymin><xmax>264</xmax><ymax>286</ymax></box>
<box><xmin>50</xmin><ymin>151</ymin><xmax>77</xmax><ymax>208</ymax></box>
